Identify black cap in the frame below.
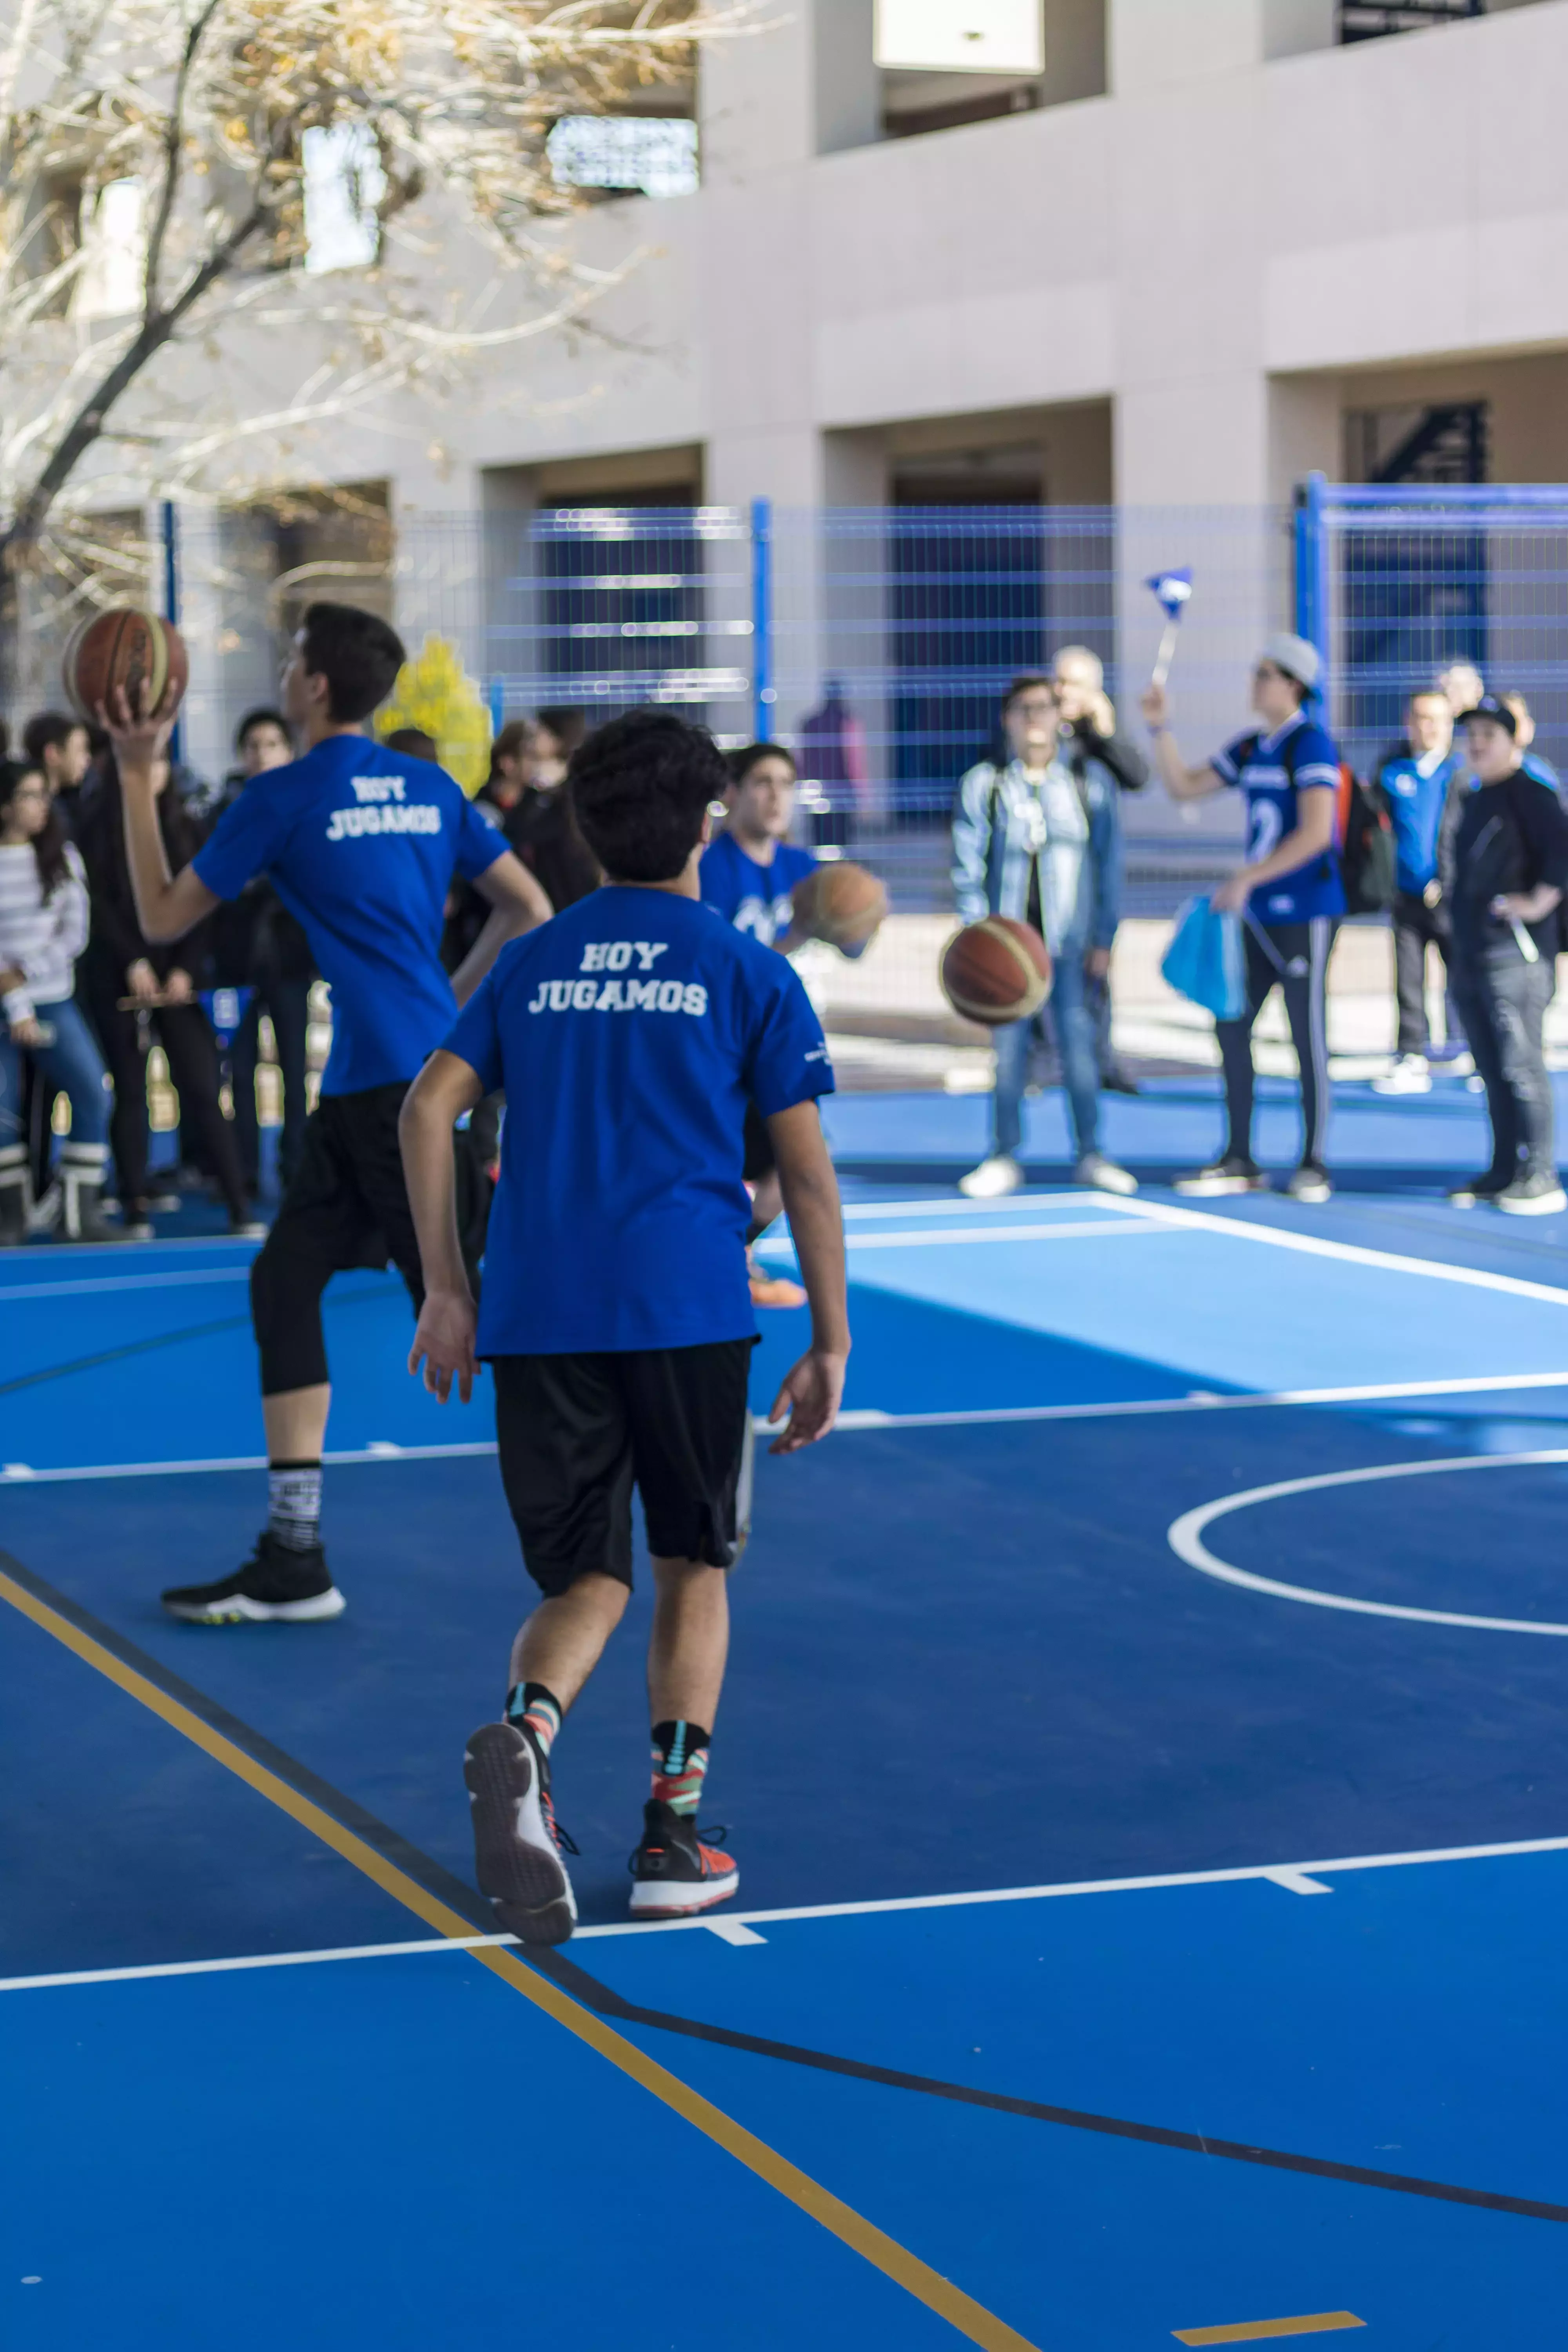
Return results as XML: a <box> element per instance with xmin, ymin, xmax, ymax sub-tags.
<box><xmin>1459</xmin><ymin>693</ymin><xmax>1517</xmax><ymax>736</ymax></box>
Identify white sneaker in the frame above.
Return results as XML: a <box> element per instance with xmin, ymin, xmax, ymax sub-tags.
<box><xmin>1075</xmin><ymin>1152</ymin><xmax>1138</xmax><ymax>1196</ymax></box>
<box><xmin>959</xmin><ymin>1154</ymin><xmax>1023</xmax><ymax>1200</ymax></box>
<box><xmin>1372</xmin><ymin>1054</ymin><xmax>1431</xmax><ymax>1096</ymax></box>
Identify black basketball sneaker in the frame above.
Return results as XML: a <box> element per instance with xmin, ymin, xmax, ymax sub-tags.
<box><xmin>628</xmin><ymin>1799</ymin><xmax>739</xmax><ymax>1919</ymax></box>
<box><xmin>160</xmin><ymin>1531</ymin><xmax>345</xmax><ymax>1623</ymax></box>
<box><xmin>464</xmin><ymin>1720</ymin><xmax>577</xmax><ymax>1947</ymax></box>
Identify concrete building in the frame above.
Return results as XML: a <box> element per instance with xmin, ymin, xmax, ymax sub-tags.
<box><xmin>164</xmin><ymin>0</ymin><xmax>1568</xmax><ymax>811</ymax></box>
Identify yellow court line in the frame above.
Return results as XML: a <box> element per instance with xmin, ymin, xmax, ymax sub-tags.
<box><xmin>1174</xmin><ymin>2316</ymin><xmax>1365</xmax><ymax>2345</ymax></box>
<box><xmin>0</xmin><ymin>1568</ymin><xmax>1039</xmax><ymax>2352</ymax></box>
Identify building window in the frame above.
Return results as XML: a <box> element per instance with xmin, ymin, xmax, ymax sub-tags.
<box><xmin>547</xmin><ymin>116</ymin><xmax>699</xmax><ymax>201</ymax></box>
<box><xmin>303</xmin><ymin>123</ymin><xmax>385</xmax><ymax>274</ymax></box>
<box><xmin>1337</xmin><ymin>1</ymin><xmax>1484</xmax><ymax>45</ymax></box>
<box><xmin>1345</xmin><ymin>402</ymin><xmax>1489</xmax><ymax>485</ymax></box>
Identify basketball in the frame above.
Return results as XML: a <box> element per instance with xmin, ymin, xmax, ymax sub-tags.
<box><xmin>63</xmin><ymin>606</ymin><xmax>189</xmax><ymax>725</ymax></box>
<box><xmin>940</xmin><ymin>916</ymin><xmax>1052</xmax><ymax>1025</ymax></box>
<box><xmin>791</xmin><ymin>860</ymin><xmax>888</xmax><ymax>951</ymax></box>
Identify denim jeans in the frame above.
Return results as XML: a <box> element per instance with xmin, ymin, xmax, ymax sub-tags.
<box><xmin>993</xmin><ymin>945</ymin><xmax>1100</xmax><ymax>1161</ymax></box>
<box><xmin>1449</xmin><ymin>950</ymin><xmax>1556</xmax><ymax>1184</ymax></box>
<box><xmin>0</xmin><ymin>996</ymin><xmax>110</xmax><ymax>1149</ymax></box>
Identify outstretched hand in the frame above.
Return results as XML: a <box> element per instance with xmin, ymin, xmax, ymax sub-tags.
<box><xmin>1139</xmin><ymin>681</ymin><xmax>1169</xmax><ymax>731</ymax></box>
<box><xmin>98</xmin><ymin>677</ymin><xmax>181</xmax><ymax>766</ymax></box>
<box><xmin>408</xmin><ymin>1287</ymin><xmax>478</xmax><ymax>1404</ymax></box>
<box><xmin>766</xmin><ymin>1347</ymin><xmax>847</xmax><ymax>1454</ymax></box>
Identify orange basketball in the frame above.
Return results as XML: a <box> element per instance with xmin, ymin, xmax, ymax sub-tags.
<box><xmin>791</xmin><ymin>860</ymin><xmax>888</xmax><ymax>951</ymax></box>
<box><xmin>940</xmin><ymin>916</ymin><xmax>1052</xmax><ymax>1025</ymax></box>
<box><xmin>64</xmin><ymin>607</ymin><xmax>189</xmax><ymax>726</ymax></box>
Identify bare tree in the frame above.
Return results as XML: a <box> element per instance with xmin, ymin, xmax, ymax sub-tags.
<box><xmin>0</xmin><ymin>0</ymin><xmax>749</xmax><ymax>662</ymax></box>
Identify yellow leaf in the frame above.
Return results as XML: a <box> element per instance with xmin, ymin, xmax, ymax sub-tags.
<box><xmin>374</xmin><ymin>634</ymin><xmax>491</xmax><ymax>797</ymax></box>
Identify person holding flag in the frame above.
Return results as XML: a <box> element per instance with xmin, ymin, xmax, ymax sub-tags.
<box><xmin>1141</xmin><ymin>632</ymin><xmax>1344</xmax><ymax>1201</ymax></box>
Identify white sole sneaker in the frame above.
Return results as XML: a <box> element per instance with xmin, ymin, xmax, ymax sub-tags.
<box><xmin>1497</xmin><ymin>1187</ymin><xmax>1568</xmax><ymax>1217</ymax></box>
<box><xmin>465</xmin><ymin>1721</ymin><xmax>577</xmax><ymax>1946</ymax></box>
<box><xmin>1076</xmin><ymin>1159</ymin><xmax>1138</xmax><ymax>1196</ymax></box>
<box><xmin>1173</xmin><ymin>1173</ymin><xmax>1264</xmax><ymax>1197</ymax></box>
<box><xmin>628</xmin><ymin>1864</ymin><xmax>741</xmax><ymax>1919</ymax></box>
<box><xmin>958</xmin><ymin>1157</ymin><xmax>1023</xmax><ymax>1200</ymax></box>
<box><xmin>161</xmin><ymin>1586</ymin><xmax>346</xmax><ymax>1624</ymax></box>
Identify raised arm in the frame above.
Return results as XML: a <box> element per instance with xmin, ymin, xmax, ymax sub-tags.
<box><xmin>1138</xmin><ymin>682</ymin><xmax>1225</xmax><ymax>803</ymax></box>
<box><xmin>765</xmin><ymin>1100</ymin><xmax>849</xmax><ymax>1454</ymax></box>
<box><xmin>102</xmin><ymin>687</ymin><xmax>220</xmax><ymax>941</ymax></box>
<box><xmin>448</xmin><ymin>850</ymin><xmax>551</xmax><ymax>1008</ymax></box>
<box><xmin>399</xmin><ymin>1047</ymin><xmax>486</xmax><ymax>1401</ymax></box>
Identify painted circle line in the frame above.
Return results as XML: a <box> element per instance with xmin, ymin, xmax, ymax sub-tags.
<box><xmin>1168</xmin><ymin>1449</ymin><xmax>1568</xmax><ymax>1637</ymax></box>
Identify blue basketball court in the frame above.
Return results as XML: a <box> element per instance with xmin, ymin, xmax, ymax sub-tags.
<box><xmin>4</xmin><ymin>1073</ymin><xmax>1567</xmax><ymax>2348</ymax></box>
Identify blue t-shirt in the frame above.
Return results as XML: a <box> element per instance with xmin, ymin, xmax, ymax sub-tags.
<box><xmin>443</xmin><ymin>889</ymin><xmax>835</xmax><ymax>1355</ymax></box>
<box><xmin>699</xmin><ymin>833</ymin><xmax>817</xmax><ymax>946</ymax></box>
<box><xmin>1379</xmin><ymin>749</ymin><xmax>1461</xmax><ymax>895</ymax></box>
<box><xmin>193</xmin><ymin>734</ymin><xmax>505</xmax><ymax>1094</ymax></box>
<box><xmin>1212</xmin><ymin>712</ymin><xmax>1346</xmax><ymax>925</ymax></box>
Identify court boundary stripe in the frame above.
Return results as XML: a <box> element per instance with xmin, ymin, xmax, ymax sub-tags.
<box><xmin>528</xmin><ymin>1949</ymin><xmax>1568</xmax><ymax>2227</ymax></box>
<box><xmin>7</xmin><ymin>1827</ymin><xmax>1568</xmax><ymax>1986</ymax></box>
<box><xmin>11</xmin><ymin>1367</ymin><xmax>1568</xmax><ymax>1484</ymax></box>
<box><xmin>0</xmin><ymin>1552</ymin><xmax>1038</xmax><ymax>2352</ymax></box>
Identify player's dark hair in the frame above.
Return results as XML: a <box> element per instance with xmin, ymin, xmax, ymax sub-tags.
<box><xmin>22</xmin><ymin>710</ymin><xmax>83</xmax><ymax>765</ymax></box>
<box><xmin>727</xmin><ymin>741</ymin><xmax>797</xmax><ymax>788</ymax></box>
<box><xmin>385</xmin><ymin>726</ymin><xmax>437</xmax><ymax>762</ymax></box>
<box><xmin>234</xmin><ymin>705</ymin><xmax>289</xmax><ymax>752</ymax></box>
<box><xmin>489</xmin><ymin>719</ymin><xmax>532</xmax><ymax>777</ymax></box>
<box><xmin>298</xmin><ymin>602</ymin><xmax>406</xmax><ymax>724</ymax></box>
<box><xmin>569</xmin><ymin>710</ymin><xmax>727</xmax><ymax>884</ymax></box>
<box><xmin>0</xmin><ymin>760</ymin><xmax>71</xmax><ymax>900</ymax></box>
<box><xmin>1003</xmin><ymin>673</ymin><xmax>1055</xmax><ymax>711</ymax></box>
<box><xmin>535</xmin><ymin>706</ymin><xmax>588</xmax><ymax>757</ymax></box>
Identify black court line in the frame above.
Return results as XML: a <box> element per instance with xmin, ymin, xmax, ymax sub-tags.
<box><xmin>7</xmin><ymin>1546</ymin><xmax>1566</xmax><ymax>2230</ymax></box>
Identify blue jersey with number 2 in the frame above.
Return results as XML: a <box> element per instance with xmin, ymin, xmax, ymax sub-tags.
<box><xmin>1212</xmin><ymin>712</ymin><xmax>1345</xmax><ymax>925</ymax></box>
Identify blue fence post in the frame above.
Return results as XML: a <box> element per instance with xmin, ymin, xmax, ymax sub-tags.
<box><xmin>1292</xmin><ymin>470</ymin><xmax>1330</xmax><ymax>702</ymax></box>
<box><xmin>162</xmin><ymin>497</ymin><xmax>183</xmax><ymax>764</ymax></box>
<box><xmin>750</xmin><ymin>495</ymin><xmax>773</xmax><ymax>740</ymax></box>
<box><xmin>487</xmin><ymin>677</ymin><xmax>505</xmax><ymax>739</ymax></box>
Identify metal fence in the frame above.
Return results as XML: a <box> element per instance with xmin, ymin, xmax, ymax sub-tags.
<box><xmin>13</xmin><ymin>488</ymin><xmax>1568</xmax><ymax>921</ymax></box>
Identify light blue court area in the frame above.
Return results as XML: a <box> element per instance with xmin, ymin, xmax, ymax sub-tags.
<box><xmin>7</xmin><ymin>1073</ymin><xmax>1568</xmax><ymax>2346</ymax></box>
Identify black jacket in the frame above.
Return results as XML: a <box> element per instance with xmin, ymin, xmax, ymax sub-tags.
<box><xmin>77</xmin><ymin>764</ymin><xmax>220</xmax><ymax>988</ymax></box>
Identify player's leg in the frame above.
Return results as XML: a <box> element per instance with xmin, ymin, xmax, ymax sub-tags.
<box><xmin>962</xmin><ymin>1013</ymin><xmax>1029</xmax><ymax>1196</ymax></box>
<box><xmin>160</xmin><ymin>1101</ymin><xmax>362</xmax><ymax>1622</ymax></box>
<box><xmin>1178</xmin><ymin>926</ymin><xmax>1271</xmax><ymax>1191</ymax></box>
<box><xmin>1052</xmin><ymin>949</ymin><xmax>1135</xmax><ymax>1193</ymax></box>
<box><xmin>1277</xmin><ymin>917</ymin><xmax>1334</xmax><ymax>1198</ymax></box>
<box><xmin>1445</xmin><ymin>962</ymin><xmax>1514</xmax><ymax>1201</ymax></box>
<box><xmin>1491</xmin><ymin>957</ymin><xmax>1563</xmax><ymax>1212</ymax></box>
<box><xmin>155</xmin><ymin>1004</ymin><xmax>259</xmax><ymax>1233</ymax></box>
<box><xmin>465</xmin><ymin>1353</ymin><xmax>635</xmax><ymax>1946</ymax></box>
<box><xmin>625</xmin><ymin>1339</ymin><xmax>752</xmax><ymax>1918</ymax></box>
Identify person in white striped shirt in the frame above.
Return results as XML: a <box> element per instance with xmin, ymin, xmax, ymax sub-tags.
<box><xmin>0</xmin><ymin>760</ymin><xmax>118</xmax><ymax>1242</ymax></box>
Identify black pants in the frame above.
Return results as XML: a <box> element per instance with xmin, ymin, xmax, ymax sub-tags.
<box><xmin>250</xmin><ymin>1083</ymin><xmax>422</xmax><ymax>1395</ymax></box>
<box><xmin>86</xmin><ymin>980</ymin><xmax>249</xmax><ymax>1218</ymax></box>
<box><xmin>1391</xmin><ymin>892</ymin><xmax>1452</xmax><ymax>1055</ymax></box>
<box><xmin>1217</xmin><ymin>917</ymin><xmax>1336</xmax><ymax>1168</ymax></box>
<box><xmin>1449</xmin><ymin>951</ymin><xmax>1557</xmax><ymax>1185</ymax></box>
<box><xmin>229</xmin><ymin>976</ymin><xmax>312</xmax><ymax>1196</ymax></box>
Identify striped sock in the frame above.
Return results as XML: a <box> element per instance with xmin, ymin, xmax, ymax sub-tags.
<box><xmin>506</xmin><ymin>1681</ymin><xmax>561</xmax><ymax>1757</ymax></box>
<box><xmin>651</xmin><ymin>1720</ymin><xmax>710</xmax><ymax>1816</ymax></box>
<box><xmin>267</xmin><ymin>1461</ymin><xmax>322</xmax><ymax>1552</ymax></box>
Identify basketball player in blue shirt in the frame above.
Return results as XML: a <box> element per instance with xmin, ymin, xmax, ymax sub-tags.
<box><xmin>399</xmin><ymin>710</ymin><xmax>849</xmax><ymax>1940</ymax></box>
<box><xmin>102</xmin><ymin>603</ymin><xmax>550</xmax><ymax>1623</ymax></box>
<box><xmin>1142</xmin><ymin>632</ymin><xmax>1345</xmax><ymax>1201</ymax></box>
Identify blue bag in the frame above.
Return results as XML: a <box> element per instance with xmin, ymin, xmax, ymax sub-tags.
<box><xmin>1160</xmin><ymin>896</ymin><xmax>1247</xmax><ymax>1020</ymax></box>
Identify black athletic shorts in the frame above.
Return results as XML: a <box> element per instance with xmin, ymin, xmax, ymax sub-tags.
<box><xmin>492</xmin><ymin>1340</ymin><xmax>755</xmax><ymax>1597</ymax></box>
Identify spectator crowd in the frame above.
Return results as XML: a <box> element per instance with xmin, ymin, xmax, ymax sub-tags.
<box><xmin>0</xmin><ymin>700</ymin><xmax>593</xmax><ymax>1247</ymax></box>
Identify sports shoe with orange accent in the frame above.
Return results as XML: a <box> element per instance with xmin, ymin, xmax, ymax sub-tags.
<box><xmin>749</xmin><ymin>1271</ymin><xmax>806</xmax><ymax>1310</ymax></box>
<box><xmin>628</xmin><ymin>1799</ymin><xmax>739</xmax><ymax>1918</ymax></box>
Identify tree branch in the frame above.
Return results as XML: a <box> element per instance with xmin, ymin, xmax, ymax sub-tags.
<box><xmin>142</xmin><ymin>0</ymin><xmax>223</xmax><ymax>316</ymax></box>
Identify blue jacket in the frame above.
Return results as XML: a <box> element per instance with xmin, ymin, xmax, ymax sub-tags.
<box><xmin>951</xmin><ymin>753</ymin><xmax>1122</xmax><ymax>950</ymax></box>
<box><xmin>1378</xmin><ymin>749</ymin><xmax>1464</xmax><ymax>895</ymax></box>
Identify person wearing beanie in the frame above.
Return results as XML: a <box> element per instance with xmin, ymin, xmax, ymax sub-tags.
<box><xmin>1141</xmin><ymin>633</ymin><xmax>1345</xmax><ymax>1202</ymax></box>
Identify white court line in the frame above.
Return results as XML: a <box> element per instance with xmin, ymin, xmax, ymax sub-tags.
<box><xmin>0</xmin><ymin>1267</ymin><xmax>254</xmax><ymax>1302</ymax></box>
<box><xmin>1169</xmin><ymin>1449</ymin><xmax>1568</xmax><ymax>1635</ymax></box>
<box><xmin>758</xmin><ymin>1218</ymin><xmax>1176</xmax><ymax>1256</ymax></box>
<box><xmin>1087</xmin><ymin>1189</ymin><xmax>1568</xmax><ymax>1309</ymax></box>
<box><xmin>5</xmin><ymin>1829</ymin><xmax>1565</xmax><ymax>1989</ymax></box>
<box><xmin>839</xmin><ymin>1193</ymin><xmax>1107</xmax><ymax>1221</ymax></box>
<box><xmin>9</xmin><ymin>1372</ymin><xmax>1568</xmax><ymax>1485</ymax></box>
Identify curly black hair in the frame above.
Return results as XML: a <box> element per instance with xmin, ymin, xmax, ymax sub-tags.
<box><xmin>568</xmin><ymin>710</ymin><xmax>728</xmax><ymax>884</ymax></box>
